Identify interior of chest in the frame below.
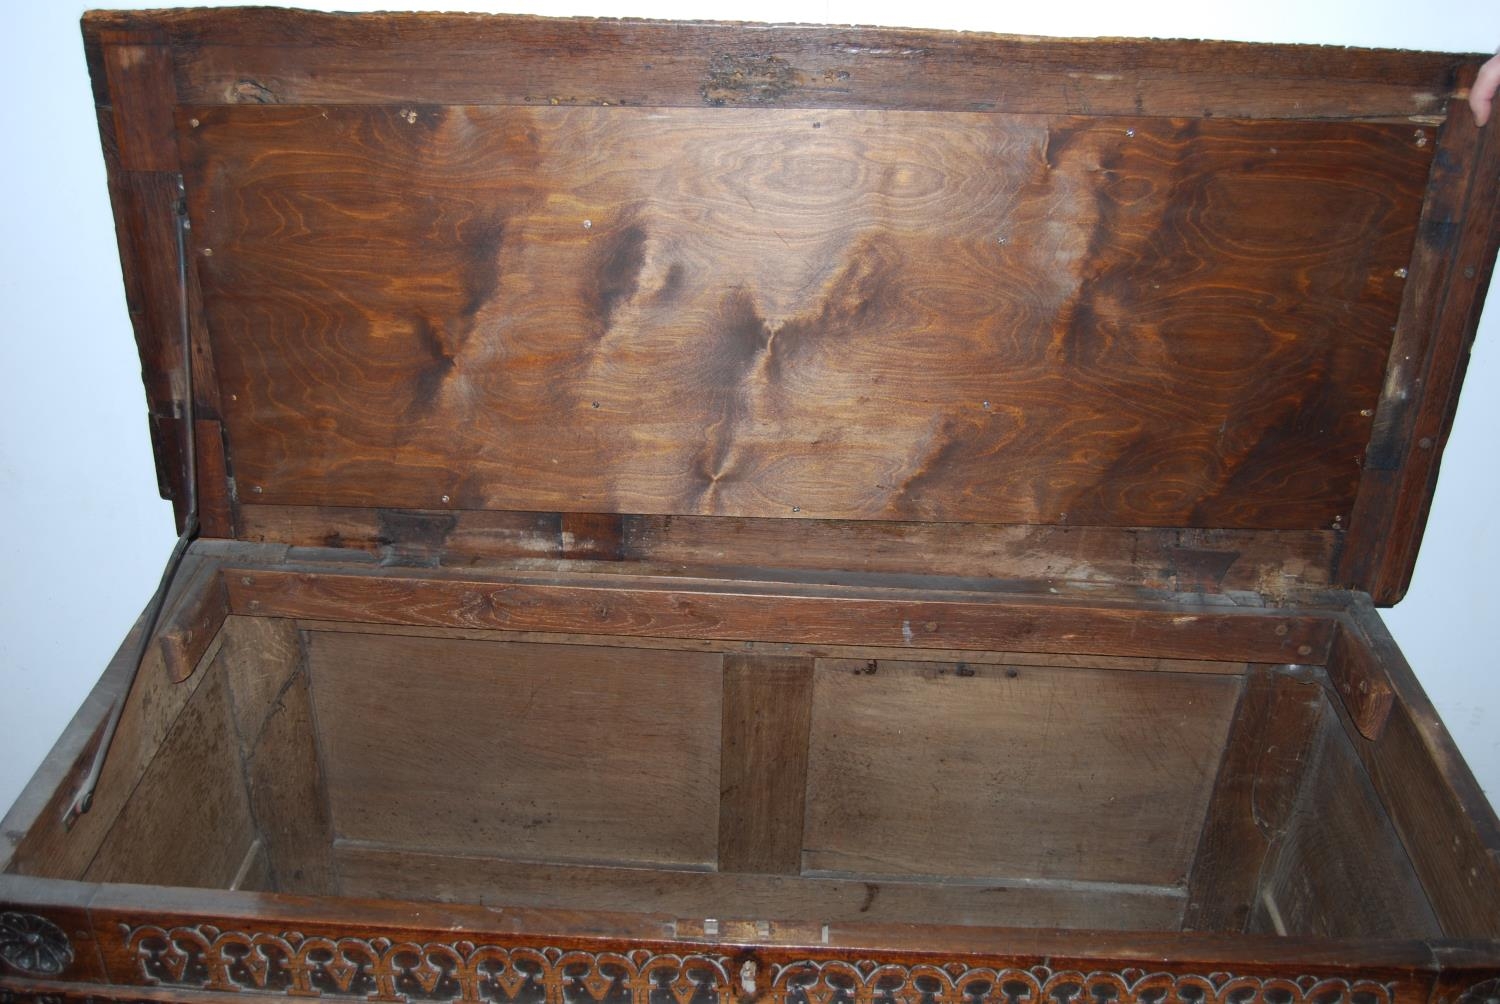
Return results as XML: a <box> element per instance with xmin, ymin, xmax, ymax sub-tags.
<box><xmin>8</xmin><ymin>606</ymin><xmax>1453</xmax><ymax>940</ymax></box>
<box><xmin>27</xmin><ymin>13</ymin><xmax>1500</xmax><ymax>948</ymax></box>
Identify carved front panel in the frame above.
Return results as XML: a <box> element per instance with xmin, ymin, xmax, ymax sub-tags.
<box><xmin>123</xmin><ymin>926</ymin><xmax>732</xmax><ymax>1003</ymax></box>
<box><xmin>90</xmin><ymin>922</ymin><xmax>1425</xmax><ymax>1004</ymax></box>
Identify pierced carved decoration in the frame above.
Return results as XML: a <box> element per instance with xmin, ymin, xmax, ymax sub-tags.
<box><xmin>767</xmin><ymin>962</ymin><xmax>1395</xmax><ymax>1004</ymax></box>
<box><xmin>0</xmin><ymin>913</ymin><xmax>73</xmax><ymax>977</ymax></box>
<box><xmin>125</xmin><ymin>926</ymin><xmax>732</xmax><ymax>1002</ymax></box>
<box><xmin>119</xmin><ymin>925</ymin><xmax>1402</xmax><ymax>1004</ymax></box>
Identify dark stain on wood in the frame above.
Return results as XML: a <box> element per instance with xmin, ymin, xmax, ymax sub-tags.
<box><xmin>460</xmin><ymin>214</ymin><xmax>509</xmax><ymax>320</ymax></box>
<box><xmin>691</xmin><ymin>289</ymin><xmax>766</xmax><ymax>505</ymax></box>
<box><xmin>407</xmin><ymin>208</ymin><xmax>507</xmax><ymax>417</ymax></box>
<box><xmin>590</xmin><ymin>220</ymin><xmax>647</xmax><ymax>334</ymax></box>
<box><xmin>559</xmin><ymin>512</ymin><xmax>626</xmax><ymax>561</ymax></box>
<box><xmin>701</xmin><ymin>53</ymin><xmax>802</xmax><ymax>106</ymax></box>
<box><xmin>1163</xmin><ymin>546</ymin><xmax>1242</xmax><ymax>594</ymax></box>
<box><xmin>406</xmin><ymin>314</ymin><xmax>461</xmax><ymax>419</ymax></box>
<box><xmin>230</xmin><ymin>77</ymin><xmax>279</xmax><ymax>103</ymax></box>
<box><xmin>182</xmin><ymin>107</ymin><xmax>1429</xmax><ymax>527</ymax></box>
<box><xmin>653</xmin><ymin>261</ymin><xmax>686</xmax><ymax>305</ymax></box>
<box><xmin>783</xmin><ymin>232</ymin><xmax>892</xmax><ymax>339</ymax></box>
<box><xmin>375</xmin><ymin>509</ymin><xmax>458</xmax><ymax>566</ymax></box>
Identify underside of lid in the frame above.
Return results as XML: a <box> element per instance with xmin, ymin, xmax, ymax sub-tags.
<box><xmin>83</xmin><ymin>9</ymin><xmax>1500</xmax><ymax>604</ymax></box>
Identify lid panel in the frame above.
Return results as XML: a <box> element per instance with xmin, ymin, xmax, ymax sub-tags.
<box><xmin>182</xmin><ymin>104</ymin><xmax>1429</xmax><ymax>530</ymax></box>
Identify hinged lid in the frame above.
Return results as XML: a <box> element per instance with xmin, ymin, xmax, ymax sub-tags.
<box><xmin>84</xmin><ymin>9</ymin><xmax>1500</xmax><ymax>604</ymax></box>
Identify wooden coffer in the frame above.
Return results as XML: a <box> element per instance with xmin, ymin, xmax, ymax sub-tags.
<box><xmin>4</xmin><ymin>9</ymin><xmax>1500</xmax><ymax>1004</ymax></box>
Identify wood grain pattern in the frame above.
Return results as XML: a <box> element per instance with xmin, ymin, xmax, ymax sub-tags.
<box><xmin>100</xmin><ymin>36</ymin><xmax>175</xmax><ymax>172</ymax></box>
<box><xmin>238</xmin><ymin>504</ymin><xmax>1340</xmax><ymax>597</ymax></box>
<box><xmin>717</xmin><ymin>655</ymin><xmax>814</xmax><ymax>874</ymax></box>
<box><xmin>559</xmin><ymin>512</ymin><xmax>626</xmax><ymax>561</ymax></box>
<box><xmin>219</xmin><ymin>618</ymin><xmax>337</xmax><ymax>895</ymax></box>
<box><xmin>153</xmin><ymin>561</ymin><xmax>229</xmax><ymax>684</ymax></box>
<box><xmin>33</xmin><ymin>12</ymin><xmax>1500</xmax><ymax>990</ymax></box>
<box><xmin>1181</xmin><ymin>667</ymin><xmax>1326</xmax><ymax>932</ymax></box>
<box><xmin>82</xmin><ymin>669</ymin><xmax>257</xmax><ymax>890</ymax></box>
<box><xmin>802</xmin><ymin>659</ymin><xmax>1239</xmax><ymax>885</ymax></box>
<box><xmin>63</xmin><ymin>866</ymin><xmax>1463</xmax><ymax>967</ymax></box>
<box><xmin>334</xmin><ymin>844</ymin><xmax>1185</xmax><ymax>930</ymax></box>
<box><xmin>193</xmin><ymin>418</ymin><xmax>235</xmax><ymax>538</ymax></box>
<box><xmin>182</xmin><ymin>105</ymin><xmax>1427</xmax><ymax>530</ymax></box>
<box><xmin>1333</xmin><ymin>598</ymin><xmax>1500</xmax><ymax>938</ymax></box>
<box><xmin>1250</xmin><ymin>712</ymin><xmax>1439</xmax><ymax>938</ymax></box>
<box><xmin>102</xmin><ymin>170</ymin><xmax>191</xmax><ymax>515</ymax></box>
<box><xmin>239</xmin><ymin>672</ymin><xmax>334</xmax><ymax>894</ymax></box>
<box><xmin>4</xmin><ymin>557</ymin><xmax>222</xmax><ymax>879</ymax></box>
<box><xmin>1339</xmin><ymin>65</ymin><xmax>1500</xmax><ymax>603</ymax></box>
<box><xmin>624</xmin><ymin>516</ymin><xmax>1340</xmax><ymax>598</ymax></box>
<box><xmin>89</xmin><ymin>27</ymin><xmax>228</xmax><ymax>532</ymax></box>
<box><xmin>1324</xmin><ymin>622</ymin><xmax>1395</xmax><ymax>741</ymax></box>
<box><xmin>85</xmin><ymin>9</ymin><xmax>1463</xmax><ymax>120</ymax></box>
<box><xmin>226</xmin><ymin>564</ymin><xmax>1335</xmax><ymax>664</ymax></box>
<box><xmin>217</xmin><ymin>617</ymin><xmax>303</xmax><ymax>744</ymax></box>
<box><xmin>240</xmin><ymin>504</ymin><xmax>561</xmax><ymax>562</ymax></box>
<box><xmin>291</xmin><ymin>617</ymin><xmax>1254</xmax><ymax>676</ymax></box>
<box><xmin>231</xmin><ymin>839</ymin><xmax>273</xmax><ymax>893</ymax></box>
<box><xmin>306</xmin><ymin>632</ymin><xmax>724</xmax><ymax>869</ymax></box>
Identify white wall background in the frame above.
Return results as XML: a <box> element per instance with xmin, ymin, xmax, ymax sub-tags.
<box><xmin>1</xmin><ymin>1</ymin><xmax>1496</xmax><ymax>819</ymax></box>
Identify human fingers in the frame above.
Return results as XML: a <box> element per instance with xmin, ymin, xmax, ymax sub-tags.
<box><xmin>1472</xmin><ymin>52</ymin><xmax>1500</xmax><ymax>126</ymax></box>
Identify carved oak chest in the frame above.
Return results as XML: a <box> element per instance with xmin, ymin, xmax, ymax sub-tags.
<box><xmin>4</xmin><ymin>9</ymin><xmax>1500</xmax><ymax>1004</ymax></box>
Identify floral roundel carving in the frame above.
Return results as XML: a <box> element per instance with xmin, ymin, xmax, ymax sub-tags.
<box><xmin>1459</xmin><ymin>979</ymin><xmax>1500</xmax><ymax>1004</ymax></box>
<box><xmin>0</xmin><ymin>912</ymin><xmax>74</xmax><ymax>976</ymax></box>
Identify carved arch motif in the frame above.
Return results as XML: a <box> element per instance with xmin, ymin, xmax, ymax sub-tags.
<box><xmin>768</xmin><ymin>961</ymin><xmax>1395</xmax><ymax>1004</ymax></box>
<box><xmin>125</xmin><ymin>925</ymin><xmax>731</xmax><ymax>1003</ymax></box>
<box><xmin>122</xmin><ymin>925</ymin><xmax>1401</xmax><ymax>1004</ymax></box>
